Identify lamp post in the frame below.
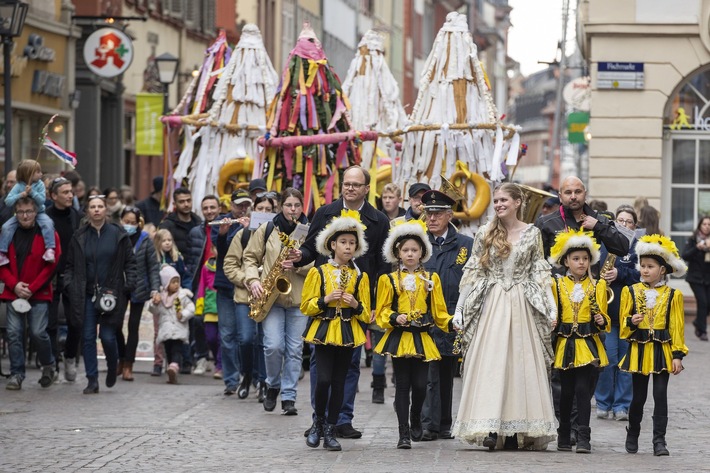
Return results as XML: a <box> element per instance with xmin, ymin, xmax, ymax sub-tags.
<box><xmin>154</xmin><ymin>52</ymin><xmax>179</xmax><ymax>114</ymax></box>
<box><xmin>0</xmin><ymin>0</ymin><xmax>28</xmax><ymax>177</ymax></box>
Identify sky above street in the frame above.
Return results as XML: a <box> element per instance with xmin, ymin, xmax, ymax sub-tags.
<box><xmin>508</xmin><ymin>0</ymin><xmax>569</xmax><ymax>76</ymax></box>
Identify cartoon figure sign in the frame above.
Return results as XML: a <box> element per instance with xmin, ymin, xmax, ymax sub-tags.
<box><xmin>82</xmin><ymin>28</ymin><xmax>134</xmax><ymax>78</ymax></box>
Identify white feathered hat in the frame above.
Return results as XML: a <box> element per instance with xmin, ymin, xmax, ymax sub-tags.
<box><xmin>548</xmin><ymin>228</ymin><xmax>601</xmax><ymax>268</ymax></box>
<box><xmin>315</xmin><ymin>210</ymin><xmax>368</xmax><ymax>259</ymax></box>
<box><xmin>382</xmin><ymin>219</ymin><xmax>433</xmax><ymax>264</ymax></box>
<box><xmin>635</xmin><ymin>234</ymin><xmax>687</xmax><ymax>277</ymax></box>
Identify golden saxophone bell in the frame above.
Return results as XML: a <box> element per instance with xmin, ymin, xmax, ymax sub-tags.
<box><xmin>600</xmin><ymin>254</ymin><xmax>617</xmax><ymax>304</ymax></box>
<box><xmin>606</xmin><ymin>287</ymin><xmax>614</xmax><ymax>305</ymax></box>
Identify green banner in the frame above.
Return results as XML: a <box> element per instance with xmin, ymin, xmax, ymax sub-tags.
<box><xmin>136</xmin><ymin>93</ymin><xmax>163</xmax><ymax>156</ymax></box>
<box><xmin>568</xmin><ymin>112</ymin><xmax>590</xmax><ymax>144</ymax></box>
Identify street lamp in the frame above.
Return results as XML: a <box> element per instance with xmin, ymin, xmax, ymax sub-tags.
<box><xmin>0</xmin><ymin>0</ymin><xmax>28</xmax><ymax>177</ymax></box>
<box><xmin>154</xmin><ymin>52</ymin><xmax>179</xmax><ymax>114</ymax></box>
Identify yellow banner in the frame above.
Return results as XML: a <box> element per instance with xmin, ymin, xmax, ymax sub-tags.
<box><xmin>136</xmin><ymin>93</ymin><xmax>163</xmax><ymax>156</ymax></box>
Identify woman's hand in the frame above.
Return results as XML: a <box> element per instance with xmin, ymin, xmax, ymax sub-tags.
<box><xmin>250</xmin><ymin>280</ymin><xmax>264</xmax><ymax>299</ymax></box>
<box><xmin>551</xmin><ymin>319</ymin><xmax>557</xmax><ymax>330</ymax></box>
<box><xmin>395</xmin><ymin>313</ymin><xmax>408</xmax><ymax>325</ymax></box>
<box><xmin>594</xmin><ymin>313</ymin><xmax>605</xmax><ymax>325</ymax></box>
<box><xmin>631</xmin><ymin>313</ymin><xmax>644</xmax><ymax>325</ymax></box>
<box><xmin>672</xmin><ymin>359</ymin><xmax>684</xmax><ymax>375</ymax></box>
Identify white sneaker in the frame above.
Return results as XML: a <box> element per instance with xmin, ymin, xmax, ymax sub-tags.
<box><xmin>64</xmin><ymin>357</ymin><xmax>77</xmax><ymax>382</ymax></box>
<box><xmin>193</xmin><ymin>358</ymin><xmax>207</xmax><ymax>375</ymax></box>
<box><xmin>596</xmin><ymin>409</ymin><xmax>610</xmax><ymax>419</ymax></box>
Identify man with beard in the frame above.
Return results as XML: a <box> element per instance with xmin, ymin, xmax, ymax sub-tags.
<box><xmin>159</xmin><ymin>187</ymin><xmax>202</xmax><ymax>257</ymax></box>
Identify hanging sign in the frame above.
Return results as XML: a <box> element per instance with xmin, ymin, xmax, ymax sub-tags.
<box><xmin>136</xmin><ymin>93</ymin><xmax>163</xmax><ymax>156</ymax></box>
<box><xmin>567</xmin><ymin>112</ymin><xmax>590</xmax><ymax>144</ymax></box>
<box><xmin>597</xmin><ymin>62</ymin><xmax>644</xmax><ymax>90</ymax></box>
<box><xmin>83</xmin><ymin>28</ymin><xmax>134</xmax><ymax>78</ymax></box>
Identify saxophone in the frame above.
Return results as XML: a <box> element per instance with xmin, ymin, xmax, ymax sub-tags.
<box><xmin>599</xmin><ymin>254</ymin><xmax>616</xmax><ymax>304</ymax></box>
<box><xmin>248</xmin><ymin>230</ymin><xmax>298</xmax><ymax>322</ymax></box>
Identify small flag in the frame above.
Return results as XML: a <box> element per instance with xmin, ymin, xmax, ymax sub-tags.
<box><xmin>42</xmin><ymin>137</ymin><xmax>77</xmax><ymax>168</ymax></box>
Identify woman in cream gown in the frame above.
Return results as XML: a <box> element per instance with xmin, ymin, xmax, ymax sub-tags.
<box><xmin>452</xmin><ymin>183</ymin><xmax>557</xmax><ymax>450</ymax></box>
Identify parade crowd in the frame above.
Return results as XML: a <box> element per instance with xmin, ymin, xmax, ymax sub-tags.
<box><xmin>2</xmin><ymin>161</ymin><xmax>704</xmax><ymax>457</ymax></box>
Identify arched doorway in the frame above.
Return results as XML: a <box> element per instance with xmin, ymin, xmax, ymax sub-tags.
<box><xmin>663</xmin><ymin>66</ymin><xmax>710</xmax><ymax>248</ymax></box>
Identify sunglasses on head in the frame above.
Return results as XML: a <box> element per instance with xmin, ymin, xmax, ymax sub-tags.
<box><xmin>87</xmin><ymin>194</ymin><xmax>106</xmax><ymax>201</ymax></box>
<box><xmin>256</xmin><ymin>191</ymin><xmax>278</xmax><ymax>199</ymax></box>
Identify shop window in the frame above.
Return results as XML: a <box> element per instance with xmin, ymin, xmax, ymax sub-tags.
<box><xmin>671</xmin><ymin>140</ymin><xmax>694</xmax><ymax>184</ymax></box>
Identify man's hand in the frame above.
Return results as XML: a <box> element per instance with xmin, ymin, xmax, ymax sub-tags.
<box><xmin>14</xmin><ymin>282</ymin><xmax>31</xmax><ymax>299</ymax></box>
<box><xmin>288</xmin><ymin>248</ymin><xmax>303</xmax><ymax>264</ymax></box>
<box><xmin>250</xmin><ymin>280</ymin><xmax>265</xmax><ymax>299</ymax></box>
<box><xmin>602</xmin><ymin>267</ymin><xmax>618</xmax><ymax>283</ymax></box>
<box><xmin>581</xmin><ymin>214</ymin><xmax>598</xmax><ymax>230</ymax></box>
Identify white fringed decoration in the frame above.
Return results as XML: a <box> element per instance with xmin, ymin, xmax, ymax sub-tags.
<box><xmin>396</xmin><ymin>11</ymin><xmax>518</xmax><ymax>216</ymax></box>
<box><xmin>185</xmin><ymin>24</ymin><xmax>277</xmax><ymax>212</ymax></box>
<box><xmin>341</xmin><ymin>30</ymin><xmax>406</xmax><ymax>171</ymax></box>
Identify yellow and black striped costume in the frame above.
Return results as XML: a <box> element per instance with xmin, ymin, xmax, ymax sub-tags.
<box><xmin>619</xmin><ymin>283</ymin><xmax>688</xmax><ymax>375</ymax></box>
<box><xmin>301</xmin><ymin>263</ymin><xmax>371</xmax><ymax>347</ymax></box>
<box><xmin>374</xmin><ymin>270</ymin><xmax>452</xmax><ymax>362</ymax></box>
<box><xmin>552</xmin><ymin>276</ymin><xmax>610</xmax><ymax>369</ymax></box>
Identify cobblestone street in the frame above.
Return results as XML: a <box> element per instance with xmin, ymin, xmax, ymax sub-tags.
<box><xmin>0</xmin><ymin>320</ymin><xmax>707</xmax><ymax>473</ymax></box>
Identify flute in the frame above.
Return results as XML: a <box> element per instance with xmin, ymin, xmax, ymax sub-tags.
<box><xmin>207</xmin><ymin>218</ymin><xmax>242</xmax><ymax>226</ymax></box>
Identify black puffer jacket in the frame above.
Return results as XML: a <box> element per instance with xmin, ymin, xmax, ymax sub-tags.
<box><xmin>63</xmin><ymin>223</ymin><xmax>137</xmax><ymax>328</ymax></box>
<box><xmin>131</xmin><ymin>231</ymin><xmax>161</xmax><ymax>302</ymax></box>
<box><xmin>682</xmin><ymin>236</ymin><xmax>710</xmax><ymax>286</ymax></box>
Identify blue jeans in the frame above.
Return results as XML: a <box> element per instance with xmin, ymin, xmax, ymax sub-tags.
<box><xmin>217</xmin><ymin>290</ymin><xmax>240</xmax><ymax>389</ymax></box>
<box><xmin>6</xmin><ymin>301</ymin><xmax>54</xmax><ymax>378</ymax></box>
<box><xmin>235</xmin><ymin>302</ymin><xmax>258</xmax><ymax>380</ymax></box>
<box><xmin>370</xmin><ymin>329</ymin><xmax>386</xmax><ymax>376</ymax></box>
<box><xmin>0</xmin><ymin>213</ymin><xmax>55</xmax><ymax>252</ymax></box>
<box><xmin>594</xmin><ymin>325</ymin><xmax>632</xmax><ymax>414</ymax></box>
<box><xmin>310</xmin><ymin>343</ymin><xmax>362</xmax><ymax>426</ymax></box>
<box><xmin>262</xmin><ymin>304</ymin><xmax>307</xmax><ymax>401</ymax></box>
<box><xmin>255</xmin><ymin>322</ymin><xmax>266</xmax><ymax>383</ymax></box>
<box><xmin>82</xmin><ymin>297</ymin><xmax>118</xmax><ymax>379</ymax></box>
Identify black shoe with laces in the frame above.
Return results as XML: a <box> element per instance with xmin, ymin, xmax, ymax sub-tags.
<box><xmin>238</xmin><ymin>374</ymin><xmax>252</xmax><ymax>399</ymax></box>
<box><xmin>483</xmin><ymin>432</ymin><xmax>498</xmax><ymax>451</ymax></box>
<box><xmin>263</xmin><ymin>387</ymin><xmax>280</xmax><ymax>412</ymax></box>
<box><xmin>335</xmin><ymin>423</ymin><xmax>362</xmax><ymax>439</ymax></box>
<box><xmin>224</xmin><ymin>385</ymin><xmax>237</xmax><ymax>396</ymax></box>
<box><xmin>282</xmin><ymin>400</ymin><xmax>298</xmax><ymax>416</ymax></box>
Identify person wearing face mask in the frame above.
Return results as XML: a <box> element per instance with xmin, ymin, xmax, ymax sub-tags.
<box><xmin>115</xmin><ymin>207</ymin><xmax>161</xmax><ymax>381</ymax></box>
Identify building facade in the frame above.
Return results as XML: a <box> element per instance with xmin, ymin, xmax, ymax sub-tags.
<box><xmin>579</xmin><ymin>0</ymin><xmax>710</xmax><ymax>245</ymax></box>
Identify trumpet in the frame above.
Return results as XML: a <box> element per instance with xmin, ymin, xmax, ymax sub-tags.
<box><xmin>599</xmin><ymin>254</ymin><xmax>616</xmax><ymax>304</ymax></box>
<box><xmin>207</xmin><ymin>218</ymin><xmax>242</xmax><ymax>226</ymax></box>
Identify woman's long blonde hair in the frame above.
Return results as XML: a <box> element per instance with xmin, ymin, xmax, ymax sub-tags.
<box><xmin>480</xmin><ymin>183</ymin><xmax>525</xmax><ymax>269</ymax></box>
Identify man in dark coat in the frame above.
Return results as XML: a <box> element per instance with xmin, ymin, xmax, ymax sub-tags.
<box><xmin>159</xmin><ymin>187</ymin><xmax>202</xmax><ymax>256</ymax></box>
<box><xmin>292</xmin><ymin>165</ymin><xmax>390</xmax><ymax>439</ymax></box>
<box><xmin>46</xmin><ymin>177</ymin><xmax>84</xmax><ymax>382</ymax></box>
<box><xmin>419</xmin><ymin>190</ymin><xmax>473</xmax><ymax>441</ymax></box>
<box><xmin>136</xmin><ymin>176</ymin><xmax>165</xmax><ymax>226</ymax></box>
<box><xmin>0</xmin><ymin>196</ymin><xmax>61</xmax><ymax>390</ymax></box>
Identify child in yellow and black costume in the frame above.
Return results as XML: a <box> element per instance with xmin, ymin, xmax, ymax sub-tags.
<box><xmin>301</xmin><ymin>210</ymin><xmax>371</xmax><ymax>452</ymax></box>
<box><xmin>375</xmin><ymin>220</ymin><xmax>452</xmax><ymax>449</ymax></box>
<box><xmin>619</xmin><ymin>234</ymin><xmax>687</xmax><ymax>457</ymax></box>
<box><xmin>549</xmin><ymin>229</ymin><xmax>610</xmax><ymax>454</ymax></box>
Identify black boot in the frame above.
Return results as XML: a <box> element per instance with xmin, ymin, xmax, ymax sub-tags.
<box><xmin>105</xmin><ymin>360</ymin><xmax>117</xmax><ymax>388</ymax></box>
<box><xmin>397</xmin><ymin>424</ymin><xmax>411</xmax><ymax>449</ymax></box>
<box><xmin>503</xmin><ymin>435</ymin><xmax>519</xmax><ymax>450</ymax></box>
<box><xmin>323</xmin><ymin>424</ymin><xmax>342</xmax><ymax>451</ymax></box>
<box><xmin>263</xmin><ymin>387</ymin><xmax>279</xmax><ymax>412</ymax></box>
<box><xmin>576</xmin><ymin>426</ymin><xmax>591</xmax><ymax>453</ymax></box>
<box><xmin>483</xmin><ymin>432</ymin><xmax>498</xmax><ymax>451</ymax></box>
<box><xmin>238</xmin><ymin>374</ymin><xmax>252</xmax><ymax>399</ymax></box>
<box><xmin>625</xmin><ymin>412</ymin><xmax>642</xmax><ymax>454</ymax></box>
<box><xmin>83</xmin><ymin>377</ymin><xmax>99</xmax><ymax>394</ymax></box>
<box><xmin>410</xmin><ymin>411</ymin><xmax>423</xmax><ymax>442</ymax></box>
<box><xmin>371</xmin><ymin>374</ymin><xmax>385</xmax><ymax>404</ymax></box>
<box><xmin>557</xmin><ymin>422</ymin><xmax>572</xmax><ymax>451</ymax></box>
<box><xmin>306</xmin><ymin>416</ymin><xmax>324</xmax><ymax>448</ymax></box>
<box><xmin>652</xmin><ymin>415</ymin><xmax>669</xmax><ymax>456</ymax></box>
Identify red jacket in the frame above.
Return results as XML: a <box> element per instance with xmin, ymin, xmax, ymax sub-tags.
<box><xmin>0</xmin><ymin>230</ymin><xmax>60</xmax><ymax>302</ymax></box>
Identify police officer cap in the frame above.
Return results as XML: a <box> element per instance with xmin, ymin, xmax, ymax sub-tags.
<box><xmin>421</xmin><ymin>190</ymin><xmax>455</xmax><ymax>211</ymax></box>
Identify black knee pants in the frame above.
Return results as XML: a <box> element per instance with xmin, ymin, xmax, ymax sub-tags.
<box><xmin>392</xmin><ymin>357</ymin><xmax>429</xmax><ymax>427</ymax></box>
<box><xmin>559</xmin><ymin>365</ymin><xmax>595</xmax><ymax>428</ymax></box>
<box><xmin>314</xmin><ymin>344</ymin><xmax>354</xmax><ymax>425</ymax></box>
<box><xmin>630</xmin><ymin>372</ymin><xmax>669</xmax><ymax>419</ymax></box>
<box><xmin>163</xmin><ymin>339</ymin><xmax>184</xmax><ymax>367</ymax></box>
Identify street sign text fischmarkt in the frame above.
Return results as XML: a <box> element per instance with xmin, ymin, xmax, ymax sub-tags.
<box><xmin>597</xmin><ymin>62</ymin><xmax>644</xmax><ymax>90</ymax></box>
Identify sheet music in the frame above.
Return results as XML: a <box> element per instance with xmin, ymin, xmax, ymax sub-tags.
<box><xmin>249</xmin><ymin>211</ymin><xmax>277</xmax><ymax>230</ymax></box>
<box><xmin>291</xmin><ymin>223</ymin><xmax>309</xmax><ymax>242</ymax></box>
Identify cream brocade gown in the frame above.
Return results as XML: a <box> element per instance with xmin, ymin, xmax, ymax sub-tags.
<box><xmin>452</xmin><ymin>224</ymin><xmax>557</xmax><ymax>450</ymax></box>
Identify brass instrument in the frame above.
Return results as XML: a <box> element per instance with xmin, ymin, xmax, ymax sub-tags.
<box><xmin>248</xmin><ymin>231</ymin><xmax>299</xmax><ymax>322</ymax></box>
<box><xmin>518</xmin><ymin>184</ymin><xmax>555</xmax><ymax>224</ymax></box>
<box><xmin>599</xmin><ymin>254</ymin><xmax>616</xmax><ymax>304</ymax></box>
<box><xmin>334</xmin><ymin>268</ymin><xmax>353</xmax><ymax>318</ymax></box>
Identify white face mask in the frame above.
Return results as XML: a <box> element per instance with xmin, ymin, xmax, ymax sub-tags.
<box><xmin>122</xmin><ymin>224</ymin><xmax>138</xmax><ymax>235</ymax></box>
<box><xmin>108</xmin><ymin>202</ymin><xmax>122</xmax><ymax>213</ymax></box>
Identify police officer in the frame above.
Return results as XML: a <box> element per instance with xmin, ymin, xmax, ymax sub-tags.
<box><xmin>419</xmin><ymin>189</ymin><xmax>473</xmax><ymax>441</ymax></box>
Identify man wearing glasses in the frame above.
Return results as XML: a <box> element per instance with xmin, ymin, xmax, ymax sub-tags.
<box><xmin>46</xmin><ymin>177</ymin><xmax>84</xmax><ymax>382</ymax></box>
<box><xmin>1</xmin><ymin>196</ymin><xmax>61</xmax><ymax>390</ymax></box>
<box><xmin>419</xmin><ymin>189</ymin><xmax>473</xmax><ymax>441</ymax></box>
<box><xmin>292</xmin><ymin>165</ymin><xmax>390</xmax><ymax>440</ymax></box>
